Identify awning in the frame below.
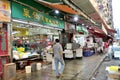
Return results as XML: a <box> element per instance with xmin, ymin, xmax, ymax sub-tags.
<box><xmin>103</xmin><ymin>22</ymin><xmax>117</xmax><ymax>33</ymax></box>
<box><xmin>107</xmin><ymin>35</ymin><xmax>114</xmax><ymax>39</ymax></box>
<box><xmin>88</xmin><ymin>27</ymin><xmax>106</xmax><ymax>38</ymax></box>
<box><xmin>37</xmin><ymin>0</ymin><xmax>79</xmax><ymax>14</ymax></box>
<box><xmin>108</xmin><ymin>29</ymin><xmax>117</xmax><ymax>33</ymax></box>
<box><xmin>93</xmin><ymin>27</ymin><xmax>105</xmax><ymax>34</ymax></box>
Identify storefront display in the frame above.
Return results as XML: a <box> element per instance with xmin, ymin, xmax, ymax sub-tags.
<box><xmin>63</xmin><ymin>23</ymin><xmax>89</xmax><ymax>59</ymax></box>
<box><xmin>74</xmin><ymin>34</ymin><xmax>86</xmax><ymax>47</ymax></box>
<box><xmin>12</xmin><ymin>22</ymin><xmax>59</xmax><ymax>61</ymax></box>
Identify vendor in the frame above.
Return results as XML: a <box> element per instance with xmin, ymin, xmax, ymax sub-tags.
<box><xmin>84</xmin><ymin>39</ymin><xmax>94</xmax><ymax>48</ymax></box>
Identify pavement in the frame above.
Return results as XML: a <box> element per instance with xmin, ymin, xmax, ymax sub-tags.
<box><xmin>14</xmin><ymin>54</ymin><xmax>106</xmax><ymax>80</ymax></box>
<box><xmin>92</xmin><ymin>58</ymin><xmax>120</xmax><ymax>80</ymax></box>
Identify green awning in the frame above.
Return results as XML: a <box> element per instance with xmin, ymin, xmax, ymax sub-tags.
<box><xmin>15</xmin><ymin>0</ymin><xmax>52</xmax><ymax>13</ymax></box>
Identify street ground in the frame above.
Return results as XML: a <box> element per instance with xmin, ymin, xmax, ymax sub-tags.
<box><xmin>14</xmin><ymin>54</ymin><xmax>106</xmax><ymax>80</ymax></box>
<box><xmin>92</xmin><ymin>58</ymin><xmax>120</xmax><ymax>80</ymax></box>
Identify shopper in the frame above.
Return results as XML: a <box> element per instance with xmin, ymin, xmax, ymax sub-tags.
<box><xmin>98</xmin><ymin>38</ymin><xmax>104</xmax><ymax>54</ymax></box>
<box><xmin>104</xmin><ymin>41</ymin><xmax>109</xmax><ymax>53</ymax></box>
<box><xmin>108</xmin><ymin>42</ymin><xmax>113</xmax><ymax>60</ymax></box>
<box><xmin>53</xmin><ymin>39</ymin><xmax>65</xmax><ymax>79</ymax></box>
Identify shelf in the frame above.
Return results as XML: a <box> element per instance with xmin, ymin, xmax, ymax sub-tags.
<box><xmin>0</xmin><ymin>54</ymin><xmax>9</xmax><ymax>57</ymax></box>
<box><xmin>15</xmin><ymin>55</ymin><xmax>40</xmax><ymax>62</ymax></box>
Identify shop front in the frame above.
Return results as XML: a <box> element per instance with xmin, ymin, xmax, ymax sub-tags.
<box><xmin>63</xmin><ymin>23</ymin><xmax>88</xmax><ymax>59</ymax></box>
<box><xmin>84</xmin><ymin>26</ymin><xmax>107</xmax><ymax>57</ymax></box>
<box><xmin>11</xmin><ymin>1</ymin><xmax>65</xmax><ymax>68</ymax></box>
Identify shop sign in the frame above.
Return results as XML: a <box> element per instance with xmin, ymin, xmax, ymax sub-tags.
<box><xmin>12</xmin><ymin>2</ymin><xmax>64</xmax><ymax>29</ymax></box>
<box><xmin>76</xmin><ymin>26</ymin><xmax>88</xmax><ymax>34</ymax></box>
<box><xmin>0</xmin><ymin>1</ymin><xmax>11</xmax><ymax>22</ymax></box>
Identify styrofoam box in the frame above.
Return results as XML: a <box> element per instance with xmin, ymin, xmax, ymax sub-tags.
<box><xmin>76</xmin><ymin>48</ymin><xmax>83</xmax><ymax>57</ymax></box>
<box><xmin>66</xmin><ymin>43</ymin><xmax>72</xmax><ymax>49</ymax></box>
<box><xmin>64</xmin><ymin>49</ymin><xmax>73</xmax><ymax>54</ymax></box>
<box><xmin>25</xmin><ymin>66</ymin><xmax>31</xmax><ymax>73</ymax></box>
<box><xmin>37</xmin><ymin>63</ymin><xmax>41</xmax><ymax>70</ymax></box>
<box><xmin>64</xmin><ymin>50</ymin><xmax>73</xmax><ymax>58</ymax></box>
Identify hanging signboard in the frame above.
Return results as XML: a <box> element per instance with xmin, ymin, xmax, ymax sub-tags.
<box><xmin>12</xmin><ymin>2</ymin><xmax>64</xmax><ymax>29</ymax></box>
<box><xmin>0</xmin><ymin>1</ymin><xmax>11</xmax><ymax>22</ymax></box>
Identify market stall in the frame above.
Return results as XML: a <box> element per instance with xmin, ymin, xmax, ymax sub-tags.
<box><xmin>12</xmin><ymin>22</ymin><xmax>57</xmax><ymax>69</ymax></box>
<box><xmin>83</xmin><ymin>36</ymin><xmax>95</xmax><ymax>57</ymax></box>
<box><xmin>64</xmin><ymin>42</ymin><xmax>81</xmax><ymax>59</ymax></box>
<box><xmin>63</xmin><ymin>24</ymin><xmax>88</xmax><ymax>59</ymax></box>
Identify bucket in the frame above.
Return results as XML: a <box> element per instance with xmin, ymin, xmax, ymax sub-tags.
<box><xmin>37</xmin><ymin>63</ymin><xmax>41</xmax><ymax>70</ymax></box>
<box><xmin>25</xmin><ymin>66</ymin><xmax>31</xmax><ymax>73</ymax></box>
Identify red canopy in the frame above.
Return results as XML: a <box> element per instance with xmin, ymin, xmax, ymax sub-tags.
<box><xmin>88</xmin><ymin>27</ymin><xmax>106</xmax><ymax>38</ymax></box>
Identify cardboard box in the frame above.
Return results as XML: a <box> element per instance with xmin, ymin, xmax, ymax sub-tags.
<box><xmin>108</xmin><ymin>72</ymin><xmax>120</xmax><ymax>80</ymax></box>
<box><xmin>3</xmin><ymin>63</ymin><xmax>16</xmax><ymax>80</ymax></box>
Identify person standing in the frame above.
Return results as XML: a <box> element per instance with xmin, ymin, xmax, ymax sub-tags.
<box><xmin>104</xmin><ymin>41</ymin><xmax>109</xmax><ymax>53</ymax></box>
<box><xmin>108</xmin><ymin>42</ymin><xmax>113</xmax><ymax>60</ymax></box>
<box><xmin>53</xmin><ymin>39</ymin><xmax>65</xmax><ymax>78</ymax></box>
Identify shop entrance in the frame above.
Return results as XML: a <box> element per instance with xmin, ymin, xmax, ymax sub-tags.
<box><xmin>12</xmin><ymin>22</ymin><xmax>59</xmax><ymax>69</ymax></box>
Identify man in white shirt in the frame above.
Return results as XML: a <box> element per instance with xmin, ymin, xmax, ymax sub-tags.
<box><xmin>53</xmin><ymin>39</ymin><xmax>65</xmax><ymax>79</ymax></box>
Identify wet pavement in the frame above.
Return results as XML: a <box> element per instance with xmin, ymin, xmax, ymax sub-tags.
<box><xmin>14</xmin><ymin>54</ymin><xmax>106</xmax><ymax>80</ymax></box>
<box><xmin>92</xmin><ymin>59</ymin><xmax>120</xmax><ymax>80</ymax></box>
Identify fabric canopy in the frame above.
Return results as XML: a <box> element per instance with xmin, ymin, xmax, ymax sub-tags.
<box><xmin>37</xmin><ymin>1</ymin><xmax>79</xmax><ymax>14</ymax></box>
<box><xmin>88</xmin><ymin>27</ymin><xmax>106</xmax><ymax>38</ymax></box>
<box><xmin>103</xmin><ymin>22</ymin><xmax>117</xmax><ymax>33</ymax></box>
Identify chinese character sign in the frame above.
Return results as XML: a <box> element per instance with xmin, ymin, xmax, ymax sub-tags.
<box><xmin>12</xmin><ymin>2</ymin><xmax>64</xmax><ymax>29</ymax></box>
<box><xmin>0</xmin><ymin>1</ymin><xmax>11</xmax><ymax>22</ymax></box>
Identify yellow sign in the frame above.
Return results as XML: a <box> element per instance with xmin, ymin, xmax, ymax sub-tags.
<box><xmin>0</xmin><ymin>1</ymin><xmax>11</xmax><ymax>22</ymax></box>
<box><xmin>13</xmin><ymin>27</ymin><xmax>29</xmax><ymax>36</ymax></box>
